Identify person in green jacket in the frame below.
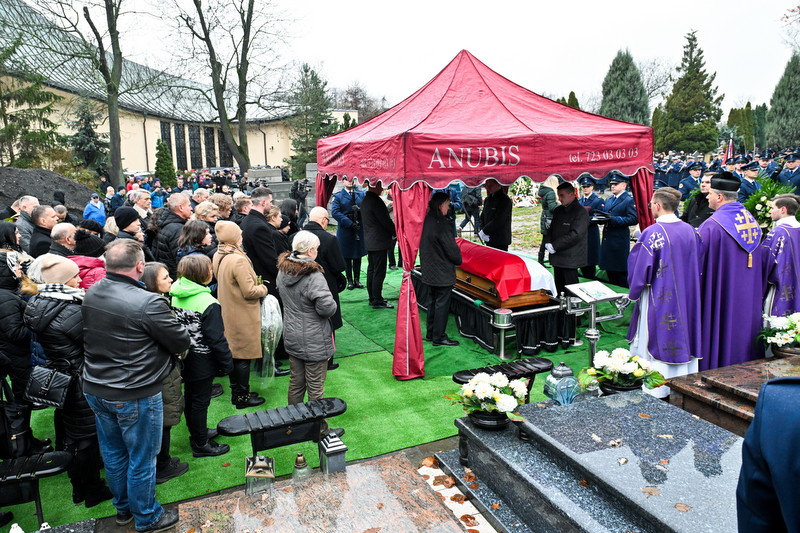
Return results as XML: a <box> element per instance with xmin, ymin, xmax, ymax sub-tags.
<box><xmin>170</xmin><ymin>254</ymin><xmax>234</xmax><ymax>458</ymax></box>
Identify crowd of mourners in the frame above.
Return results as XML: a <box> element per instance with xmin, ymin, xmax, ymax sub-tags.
<box><xmin>0</xmin><ymin>171</ymin><xmax>349</xmax><ymax>533</ymax></box>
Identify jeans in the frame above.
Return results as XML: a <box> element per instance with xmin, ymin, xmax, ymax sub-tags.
<box><xmin>85</xmin><ymin>392</ymin><xmax>164</xmax><ymax>531</ymax></box>
<box><xmin>184</xmin><ymin>377</ymin><xmax>214</xmax><ymax>445</ymax></box>
<box><xmin>366</xmin><ymin>249</ymin><xmax>388</xmax><ymax>305</ymax></box>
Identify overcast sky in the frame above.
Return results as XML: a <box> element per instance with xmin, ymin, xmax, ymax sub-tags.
<box><xmin>281</xmin><ymin>0</ymin><xmax>796</xmax><ymax>113</ymax></box>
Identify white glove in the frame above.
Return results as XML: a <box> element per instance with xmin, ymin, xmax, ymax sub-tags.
<box><xmin>478</xmin><ymin>230</ymin><xmax>490</xmax><ymax>242</ymax></box>
<box><xmin>545</xmin><ymin>243</ymin><xmax>556</xmax><ymax>254</ymax></box>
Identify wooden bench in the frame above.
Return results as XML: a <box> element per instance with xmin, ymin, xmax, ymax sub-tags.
<box><xmin>0</xmin><ymin>451</ymin><xmax>71</xmax><ymax>526</ymax></box>
<box><xmin>217</xmin><ymin>398</ymin><xmax>347</xmax><ymax>455</ymax></box>
<box><xmin>452</xmin><ymin>358</ymin><xmax>554</xmax><ymax>402</ymax></box>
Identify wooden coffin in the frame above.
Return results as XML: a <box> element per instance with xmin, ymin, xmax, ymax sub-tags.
<box><xmin>454</xmin><ymin>267</ymin><xmax>552</xmax><ymax>309</ymax></box>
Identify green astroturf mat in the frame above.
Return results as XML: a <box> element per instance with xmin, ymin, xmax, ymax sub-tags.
<box><xmin>4</xmin><ymin>264</ymin><xmax>632</xmax><ymax>531</ymax></box>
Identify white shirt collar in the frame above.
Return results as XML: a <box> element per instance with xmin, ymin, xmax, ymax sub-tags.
<box><xmin>775</xmin><ymin>216</ymin><xmax>800</xmax><ymax>228</ymax></box>
<box><xmin>656</xmin><ymin>213</ymin><xmax>680</xmax><ymax>223</ymax></box>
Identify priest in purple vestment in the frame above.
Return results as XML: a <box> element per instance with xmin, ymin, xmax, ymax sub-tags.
<box><xmin>698</xmin><ymin>172</ymin><xmax>774</xmax><ymax>371</ymax></box>
<box><xmin>763</xmin><ymin>194</ymin><xmax>800</xmax><ymax>317</ymax></box>
<box><xmin>627</xmin><ymin>187</ymin><xmax>702</xmax><ymax>397</ymax></box>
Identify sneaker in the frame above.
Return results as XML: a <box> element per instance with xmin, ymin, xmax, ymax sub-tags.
<box><xmin>116</xmin><ymin>511</ymin><xmax>134</xmax><ymax>526</ymax></box>
<box><xmin>191</xmin><ymin>439</ymin><xmax>230</xmax><ymax>458</ymax></box>
<box><xmin>156</xmin><ymin>458</ymin><xmax>189</xmax><ymax>484</ymax></box>
<box><xmin>136</xmin><ymin>508</ymin><xmax>178</xmax><ymax>533</ymax></box>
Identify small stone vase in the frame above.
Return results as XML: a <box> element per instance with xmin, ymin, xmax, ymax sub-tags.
<box><xmin>467</xmin><ymin>410</ymin><xmax>510</xmax><ymax>431</ymax></box>
<box><xmin>599</xmin><ymin>380</ymin><xmax>643</xmax><ymax>396</ymax></box>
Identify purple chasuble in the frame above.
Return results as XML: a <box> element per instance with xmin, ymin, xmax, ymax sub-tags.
<box><xmin>762</xmin><ymin>223</ymin><xmax>800</xmax><ymax>316</ymax></box>
<box><xmin>627</xmin><ymin>220</ymin><xmax>702</xmax><ymax>363</ymax></box>
<box><xmin>698</xmin><ymin>203</ymin><xmax>774</xmax><ymax>370</ymax></box>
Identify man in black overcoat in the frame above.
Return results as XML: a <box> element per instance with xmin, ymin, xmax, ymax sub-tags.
<box><xmin>359</xmin><ymin>181</ymin><xmax>396</xmax><ymax>309</ymax></box>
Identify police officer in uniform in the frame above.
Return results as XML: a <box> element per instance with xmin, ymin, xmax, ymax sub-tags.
<box><xmin>738</xmin><ymin>161</ymin><xmax>762</xmax><ymax>203</ymax></box>
<box><xmin>598</xmin><ymin>172</ymin><xmax>637</xmax><ymax>287</ymax></box>
<box><xmin>578</xmin><ymin>175</ymin><xmax>605</xmax><ymax>279</ymax></box>
<box><xmin>678</xmin><ymin>161</ymin><xmax>703</xmax><ymax>201</ymax></box>
<box><xmin>330</xmin><ymin>177</ymin><xmax>367</xmax><ymax>289</ymax></box>
<box><xmin>777</xmin><ymin>153</ymin><xmax>800</xmax><ymax>192</ymax></box>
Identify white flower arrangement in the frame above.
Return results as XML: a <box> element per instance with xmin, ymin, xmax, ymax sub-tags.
<box><xmin>761</xmin><ymin>313</ymin><xmax>800</xmax><ymax>348</ymax></box>
<box><xmin>579</xmin><ymin>348</ymin><xmax>665</xmax><ymax>390</ymax></box>
<box><xmin>446</xmin><ymin>372</ymin><xmax>529</xmax><ymax>422</ymax></box>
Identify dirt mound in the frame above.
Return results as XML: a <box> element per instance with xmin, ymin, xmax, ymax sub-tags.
<box><xmin>0</xmin><ymin>167</ymin><xmax>97</xmax><ymax>217</ymax></box>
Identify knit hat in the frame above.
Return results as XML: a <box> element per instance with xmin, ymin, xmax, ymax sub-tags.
<box><xmin>74</xmin><ymin>230</ymin><xmax>107</xmax><ymax>258</ymax></box>
<box><xmin>278</xmin><ymin>215</ymin><xmax>290</xmax><ymax>230</ymax></box>
<box><xmin>38</xmin><ymin>254</ymin><xmax>79</xmax><ymax>284</ymax></box>
<box><xmin>114</xmin><ymin>207</ymin><xmax>139</xmax><ymax>232</ymax></box>
<box><xmin>215</xmin><ymin>221</ymin><xmax>242</xmax><ymax>244</ymax></box>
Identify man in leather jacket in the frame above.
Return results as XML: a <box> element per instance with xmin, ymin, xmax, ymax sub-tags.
<box><xmin>82</xmin><ymin>239</ymin><xmax>190</xmax><ymax>533</ymax></box>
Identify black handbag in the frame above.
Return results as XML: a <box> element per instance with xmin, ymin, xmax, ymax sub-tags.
<box><xmin>24</xmin><ymin>365</ymin><xmax>73</xmax><ymax>409</ymax></box>
<box><xmin>0</xmin><ymin>377</ymin><xmax>30</xmax><ymax>459</ymax></box>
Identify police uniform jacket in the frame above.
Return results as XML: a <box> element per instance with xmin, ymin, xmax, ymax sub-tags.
<box><xmin>599</xmin><ymin>190</ymin><xmax>637</xmax><ymax>272</ymax></box>
<box><xmin>579</xmin><ymin>193</ymin><xmax>605</xmax><ymax>266</ymax></box>
<box><xmin>737</xmin><ymin>179</ymin><xmax>762</xmax><ymax>204</ymax></box>
<box><xmin>678</xmin><ymin>176</ymin><xmax>700</xmax><ymax>201</ymax></box>
<box><xmin>330</xmin><ymin>188</ymin><xmax>367</xmax><ymax>259</ymax></box>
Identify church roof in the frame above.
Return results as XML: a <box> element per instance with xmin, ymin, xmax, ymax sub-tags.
<box><xmin>0</xmin><ymin>0</ymin><xmax>288</xmax><ymax>123</ymax></box>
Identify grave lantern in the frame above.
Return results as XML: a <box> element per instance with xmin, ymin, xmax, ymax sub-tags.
<box><xmin>543</xmin><ymin>361</ymin><xmax>574</xmax><ymax>401</ymax></box>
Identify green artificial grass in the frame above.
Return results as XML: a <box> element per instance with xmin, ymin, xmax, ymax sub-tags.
<box><xmin>4</xmin><ymin>264</ymin><xmax>632</xmax><ymax>532</ymax></box>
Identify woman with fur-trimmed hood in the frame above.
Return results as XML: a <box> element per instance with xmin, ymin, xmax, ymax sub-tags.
<box><xmin>277</xmin><ymin>231</ymin><xmax>341</xmax><ymax>438</ymax></box>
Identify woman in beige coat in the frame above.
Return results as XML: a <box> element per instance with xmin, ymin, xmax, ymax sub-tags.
<box><xmin>212</xmin><ymin>221</ymin><xmax>268</xmax><ymax>408</ymax></box>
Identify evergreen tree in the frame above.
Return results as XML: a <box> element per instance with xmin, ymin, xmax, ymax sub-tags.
<box><xmin>567</xmin><ymin>91</ymin><xmax>580</xmax><ymax>110</ymax></box>
<box><xmin>660</xmin><ymin>31</ymin><xmax>723</xmax><ymax>153</ymax></box>
<box><xmin>339</xmin><ymin>112</ymin><xmax>357</xmax><ymax>132</ymax></box>
<box><xmin>285</xmin><ymin>63</ymin><xmax>338</xmax><ymax>180</ymax></box>
<box><xmin>67</xmin><ymin>98</ymin><xmax>109</xmax><ymax>177</ymax></box>
<box><xmin>598</xmin><ymin>50</ymin><xmax>649</xmax><ymax>125</ymax></box>
<box><xmin>766</xmin><ymin>54</ymin><xmax>800</xmax><ymax>148</ymax></box>
<box><xmin>556</xmin><ymin>97</ymin><xmax>568</xmax><ymax>105</ymax></box>
<box><xmin>154</xmin><ymin>139</ymin><xmax>177</xmax><ymax>188</ymax></box>
<box><xmin>652</xmin><ymin>106</ymin><xmax>665</xmax><ymax>151</ymax></box>
<box><xmin>0</xmin><ymin>38</ymin><xmax>63</xmax><ymax>168</ymax></box>
<box><xmin>754</xmin><ymin>103</ymin><xmax>768</xmax><ymax>150</ymax></box>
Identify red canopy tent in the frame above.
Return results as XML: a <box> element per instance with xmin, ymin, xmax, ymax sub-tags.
<box><xmin>316</xmin><ymin>50</ymin><xmax>654</xmax><ymax>380</ymax></box>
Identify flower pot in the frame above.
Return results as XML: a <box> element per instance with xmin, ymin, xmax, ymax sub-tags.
<box><xmin>467</xmin><ymin>410</ymin><xmax>510</xmax><ymax>431</ymax></box>
<box><xmin>772</xmin><ymin>345</ymin><xmax>800</xmax><ymax>359</ymax></box>
<box><xmin>599</xmin><ymin>380</ymin><xmax>643</xmax><ymax>396</ymax></box>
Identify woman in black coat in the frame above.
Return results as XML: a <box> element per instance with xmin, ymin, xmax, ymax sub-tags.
<box><xmin>419</xmin><ymin>192</ymin><xmax>463</xmax><ymax>347</ymax></box>
<box><xmin>23</xmin><ymin>254</ymin><xmax>111</xmax><ymax>507</ymax></box>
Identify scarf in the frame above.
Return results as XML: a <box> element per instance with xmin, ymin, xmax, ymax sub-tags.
<box><xmin>36</xmin><ymin>283</ymin><xmax>85</xmax><ymax>302</ymax></box>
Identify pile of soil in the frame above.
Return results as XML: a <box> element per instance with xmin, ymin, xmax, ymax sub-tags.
<box><xmin>0</xmin><ymin>167</ymin><xmax>97</xmax><ymax>218</ymax></box>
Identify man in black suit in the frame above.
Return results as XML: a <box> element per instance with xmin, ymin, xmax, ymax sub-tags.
<box><xmin>359</xmin><ymin>181</ymin><xmax>396</xmax><ymax>309</ymax></box>
<box><xmin>479</xmin><ymin>179</ymin><xmax>512</xmax><ymax>251</ymax></box>
<box><xmin>239</xmin><ymin>186</ymin><xmax>289</xmax><ymax>377</ymax></box>
<box><xmin>302</xmin><ymin>206</ymin><xmax>347</xmax><ymax>370</ymax></box>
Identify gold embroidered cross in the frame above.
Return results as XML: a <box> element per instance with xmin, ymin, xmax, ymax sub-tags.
<box><xmin>734</xmin><ymin>211</ymin><xmax>759</xmax><ymax>245</ymax></box>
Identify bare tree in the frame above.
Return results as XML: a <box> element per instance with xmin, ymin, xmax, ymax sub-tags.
<box><xmin>330</xmin><ymin>82</ymin><xmax>386</xmax><ymax>123</ymax></box>
<box><xmin>167</xmin><ymin>0</ymin><xmax>288</xmax><ymax>173</ymax></box>
<box><xmin>636</xmin><ymin>57</ymin><xmax>675</xmax><ymax>109</ymax></box>
<box><xmin>3</xmin><ymin>0</ymin><xmax>166</xmax><ymax>187</ymax></box>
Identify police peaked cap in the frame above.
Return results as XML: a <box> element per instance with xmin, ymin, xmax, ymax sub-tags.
<box><xmin>606</xmin><ymin>171</ymin><xmax>628</xmax><ymax>184</ymax></box>
<box><xmin>725</xmin><ymin>157</ymin><xmax>737</xmax><ymax>165</ymax></box>
<box><xmin>741</xmin><ymin>161</ymin><xmax>759</xmax><ymax>171</ymax></box>
<box><xmin>734</xmin><ymin>155</ymin><xmax>749</xmax><ymax>164</ymax></box>
<box><xmin>759</xmin><ymin>150</ymin><xmax>773</xmax><ymax>160</ymax></box>
<box><xmin>710</xmin><ymin>172</ymin><xmax>741</xmax><ymax>192</ymax></box>
<box><xmin>687</xmin><ymin>162</ymin><xmax>703</xmax><ymax>171</ymax></box>
<box><xmin>786</xmin><ymin>153</ymin><xmax>799</xmax><ymax>162</ymax></box>
<box><xmin>578</xmin><ymin>176</ymin><xmax>597</xmax><ymax>187</ymax></box>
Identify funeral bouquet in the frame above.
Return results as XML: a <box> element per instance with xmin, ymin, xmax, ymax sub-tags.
<box><xmin>445</xmin><ymin>373</ymin><xmax>529</xmax><ymax>421</ymax></box>
<box><xmin>743</xmin><ymin>178</ymin><xmax>797</xmax><ymax>228</ymax></box>
<box><xmin>577</xmin><ymin>348</ymin><xmax>666</xmax><ymax>390</ymax></box>
<box><xmin>760</xmin><ymin>314</ymin><xmax>800</xmax><ymax>348</ymax></box>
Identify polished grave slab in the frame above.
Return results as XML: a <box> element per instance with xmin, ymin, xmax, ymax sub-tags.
<box><xmin>443</xmin><ymin>392</ymin><xmax>741</xmax><ymax>533</ymax></box>
<box><xmin>669</xmin><ymin>356</ymin><xmax>800</xmax><ymax>436</ymax></box>
<box><xmin>177</xmin><ymin>453</ymin><xmax>461</xmax><ymax>533</ymax></box>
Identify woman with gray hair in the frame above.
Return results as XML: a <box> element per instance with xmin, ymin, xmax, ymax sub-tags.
<box><xmin>276</xmin><ymin>231</ymin><xmax>342</xmax><ymax>438</ymax></box>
